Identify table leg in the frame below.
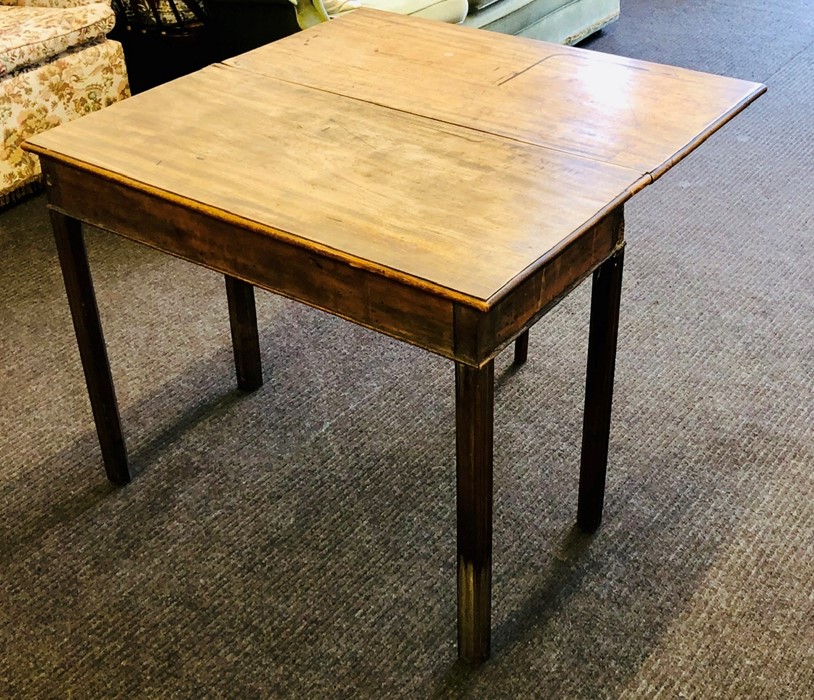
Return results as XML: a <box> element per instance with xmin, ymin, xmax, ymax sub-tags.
<box><xmin>455</xmin><ymin>360</ymin><xmax>494</xmax><ymax>663</ymax></box>
<box><xmin>513</xmin><ymin>330</ymin><xmax>529</xmax><ymax>366</ymax></box>
<box><xmin>224</xmin><ymin>275</ymin><xmax>263</xmax><ymax>391</ymax></box>
<box><xmin>50</xmin><ymin>211</ymin><xmax>130</xmax><ymax>486</ymax></box>
<box><xmin>577</xmin><ymin>248</ymin><xmax>625</xmax><ymax>533</ymax></box>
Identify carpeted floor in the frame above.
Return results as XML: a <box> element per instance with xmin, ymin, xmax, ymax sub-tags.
<box><xmin>1</xmin><ymin>1</ymin><xmax>812</xmax><ymax>697</ymax></box>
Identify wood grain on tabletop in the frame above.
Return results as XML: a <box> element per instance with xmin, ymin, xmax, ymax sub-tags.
<box><xmin>228</xmin><ymin>9</ymin><xmax>765</xmax><ymax>175</ymax></box>
<box><xmin>26</xmin><ymin>65</ymin><xmax>640</xmax><ymax>303</ymax></box>
<box><xmin>26</xmin><ymin>9</ymin><xmax>765</xmax><ymax>305</ymax></box>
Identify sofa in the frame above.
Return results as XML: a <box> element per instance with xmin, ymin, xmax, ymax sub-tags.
<box><xmin>0</xmin><ymin>0</ymin><xmax>130</xmax><ymax>207</ymax></box>
<box><xmin>306</xmin><ymin>0</ymin><xmax>467</xmax><ymax>24</ymax></box>
<box><xmin>465</xmin><ymin>0</ymin><xmax>620</xmax><ymax>44</ymax></box>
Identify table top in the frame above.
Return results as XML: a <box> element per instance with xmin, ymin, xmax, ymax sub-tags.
<box><xmin>26</xmin><ymin>9</ymin><xmax>764</xmax><ymax>307</ymax></box>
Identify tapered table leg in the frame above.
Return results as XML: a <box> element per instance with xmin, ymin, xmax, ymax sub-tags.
<box><xmin>50</xmin><ymin>211</ymin><xmax>130</xmax><ymax>486</ymax></box>
<box><xmin>514</xmin><ymin>330</ymin><xmax>529</xmax><ymax>366</ymax></box>
<box><xmin>455</xmin><ymin>360</ymin><xmax>494</xmax><ymax>663</ymax></box>
<box><xmin>577</xmin><ymin>248</ymin><xmax>625</xmax><ymax>533</ymax></box>
<box><xmin>224</xmin><ymin>275</ymin><xmax>263</xmax><ymax>391</ymax></box>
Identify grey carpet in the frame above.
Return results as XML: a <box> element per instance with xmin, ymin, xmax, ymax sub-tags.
<box><xmin>1</xmin><ymin>0</ymin><xmax>813</xmax><ymax>696</ymax></box>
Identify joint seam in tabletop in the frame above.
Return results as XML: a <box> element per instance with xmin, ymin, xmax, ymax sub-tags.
<box><xmin>221</xmin><ymin>25</ymin><xmax>766</xmax><ymax>181</ymax></box>
<box><xmin>216</xmin><ymin>60</ymin><xmax>644</xmax><ymax>173</ymax></box>
<box><xmin>224</xmin><ymin>60</ymin><xmax>763</xmax><ymax>192</ymax></box>
<box><xmin>495</xmin><ymin>54</ymin><xmax>573</xmax><ymax>87</ymax></box>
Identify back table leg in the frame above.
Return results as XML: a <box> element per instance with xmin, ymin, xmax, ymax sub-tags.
<box><xmin>455</xmin><ymin>360</ymin><xmax>495</xmax><ymax>663</ymax></box>
<box><xmin>513</xmin><ymin>330</ymin><xmax>529</xmax><ymax>366</ymax></box>
<box><xmin>577</xmin><ymin>248</ymin><xmax>625</xmax><ymax>533</ymax></box>
<box><xmin>224</xmin><ymin>275</ymin><xmax>263</xmax><ymax>391</ymax></box>
<box><xmin>50</xmin><ymin>211</ymin><xmax>130</xmax><ymax>486</ymax></box>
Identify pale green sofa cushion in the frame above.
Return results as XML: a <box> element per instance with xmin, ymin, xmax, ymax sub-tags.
<box><xmin>324</xmin><ymin>0</ymin><xmax>468</xmax><ymax>24</ymax></box>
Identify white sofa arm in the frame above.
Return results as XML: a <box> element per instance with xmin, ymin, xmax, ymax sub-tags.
<box><xmin>289</xmin><ymin>0</ymin><xmax>467</xmax><ymax>29</ymax></box>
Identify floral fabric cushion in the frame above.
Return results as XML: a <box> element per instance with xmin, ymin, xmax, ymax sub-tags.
<box><xmin>1</xmin><ymin>1</ymin><xmax>112</xmax><ymax>8</ymax></box>
<box><xmin>1</xmin><ymin>38</ymin><xmax>129</xmax><ymax>204</ymax></box>
<box><xmin>0</xmin><ymin>2</ymin><xmax>115</xmax><ymax>77</ymax></box>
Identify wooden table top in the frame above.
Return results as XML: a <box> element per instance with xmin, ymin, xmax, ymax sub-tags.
<box><xmin>26</xmin><ymin>10</ymin><xmax>764</xmax><ymax>307</ymax></box>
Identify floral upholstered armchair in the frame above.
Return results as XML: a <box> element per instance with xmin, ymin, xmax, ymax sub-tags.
<box><xmin>0</xmin><ymin>0</ymin><xmax>130</xmax><ymax>207</ymax></box>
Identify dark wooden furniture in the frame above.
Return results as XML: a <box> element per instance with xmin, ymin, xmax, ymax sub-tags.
<box><xmin>110</xmin><ymin>0</ymin><xmax>216</xmax><ymax>93</ymax></box>
<box><xmin>25</xmin><ymin>10</ymin><xmax>764</xmax><ymax>663</ymax></box>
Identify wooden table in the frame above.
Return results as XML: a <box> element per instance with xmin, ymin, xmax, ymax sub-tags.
<box><xmin>25</xmin><ymin>10</ymin><xmax>764</xmax><ymax>663</ymax></box>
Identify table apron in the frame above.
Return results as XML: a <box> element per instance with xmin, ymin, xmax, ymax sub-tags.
<box><xmin>41</xmin><ymin>157</ymin><xmax>623</xmax><ymax>367</ymax></box>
